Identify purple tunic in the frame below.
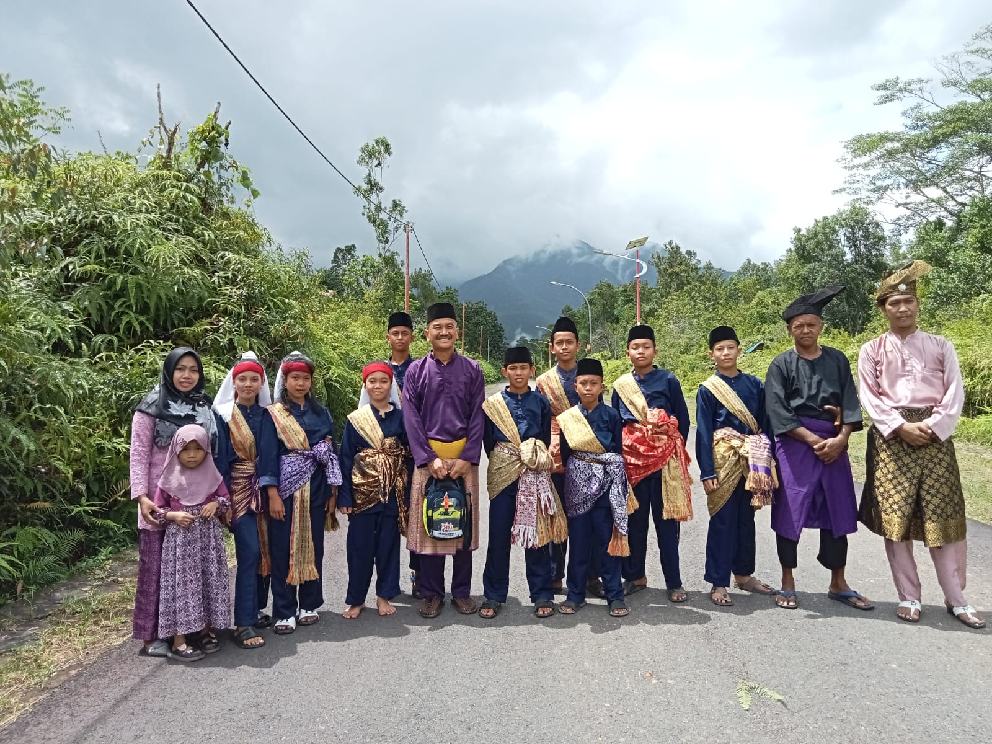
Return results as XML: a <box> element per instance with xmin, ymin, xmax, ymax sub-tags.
<box><xmin>771</xmin><ymin>416</ymin><xmax>858</xmax><ymax>541</ymax></box>
<box><xmin>402</xmin><ymin>351</ymin><xmax>486</xmax><ymax>466</ymax></box>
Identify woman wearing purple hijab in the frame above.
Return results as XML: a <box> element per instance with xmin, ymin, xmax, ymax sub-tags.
<box><xmin>764</xmin><ymin>286</ymin><xmax>873</xmax><ymax>612</ymax></box>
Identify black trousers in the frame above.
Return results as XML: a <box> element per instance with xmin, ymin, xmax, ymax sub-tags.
<box><xmin>776</xmin><ymin>530</ymin><xmax>848</xmax><ymax>571</ymax></box>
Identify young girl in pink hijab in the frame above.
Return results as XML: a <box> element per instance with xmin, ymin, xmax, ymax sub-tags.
<box><xmin>153</xmin><ymin>425</ymin><xmax>232</xmax><ymax>662</ymax></box>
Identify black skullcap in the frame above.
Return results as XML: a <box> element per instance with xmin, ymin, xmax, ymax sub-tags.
<box><xmin>426</xmin><ymin>302</ymin><xmax>457</xmax><ymax>323</ymax></box>
<box><xmin>551</xmin><ymin>316</ymin><xmax>579</xmax><ymax>339</ymax></box>
<box><xmin>708</xmin><ymin>325</ymin><xmax>740</xmax><ymax>349</ymax></box>
<box><xmin>576</xmin><ymin>358</ymin><xmax>604</xmax><ymax>378</ymax></box>
<box><xmin>626</xmin><ymin>324</ymin><xmax>656</xmax><ymax>345</ymax></box>
<box><xmin>503</xmin><ymin>346</ymin><xmax>533</xmax><ymax>366</ymax></box>
<box><xmin>387</xmin><ymin>311</ymin><xmax>413</xmax><ymax>330</ymax></box>
<box><xmin>782</xmin><ymin>285</ymin><xmax>844</xmax><ymax>323</ymax></box>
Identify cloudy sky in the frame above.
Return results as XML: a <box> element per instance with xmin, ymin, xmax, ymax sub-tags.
<box><xmin>3</xmin><ymin>2</ymin><xmax>988</xmax><ymax>280</ymax></box>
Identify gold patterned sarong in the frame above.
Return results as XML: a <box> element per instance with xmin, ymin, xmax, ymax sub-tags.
<box><xmin>346</xmin><ymin>405</ymin><xmax>410</xmax><ymax>532</ymax></box>
<box><xmin>406</xmin><ymin>438</ymin><xmax>480</xmax><ymax>555</ymax></box>
<box><xmin>859</xmin><ymin>407</ymin><xmax>966</xmax><ymax>547</ymax></box>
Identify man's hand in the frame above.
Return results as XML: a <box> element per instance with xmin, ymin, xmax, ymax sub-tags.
<box><xmin>702</xmin><ymin>478</ymin><xmax>720</xmax><ymax>495</ymax></box>
<box><xmin>168</xmin><ymin>511</ymin><xmax>195</xmax><ymax>528</ymax></box>
<box><xmin>269</xmin><ymin>492</ymin><xmax>286</xmax><ymax>521</ymax></box>
<box><xmin>200</xmin><ymin>501</ymin><xmax>218</xmax><ymax>520</ymax></box>
<box><xmin>813</xmin><ymin>436</ymin><xmax>847</xmax><ymax>464</ymax></box>
<box><xmin>448</xmin><ymin>459</ymin><xmax>471</xmax><ymax>479</ymax></box>
<box><xmin>897</xmin><ymin>423</ymin><xmax>932</xmax><ymax>447</ymax></box>
<box><xmin>428</xmin><ymin>457</ymin><xmax>448</xmax><ymax>479</ymax></box>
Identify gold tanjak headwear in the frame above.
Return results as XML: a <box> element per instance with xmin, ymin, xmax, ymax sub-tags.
<box><xmin>876</xmin><ymin>260</ymin><xmax>932</xmax><ymax>304</ymax></box>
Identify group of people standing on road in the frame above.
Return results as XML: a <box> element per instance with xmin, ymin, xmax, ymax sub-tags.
<box><xmin>128</xmin><ymin>259</ymin><xmax>983</xmax><ymax>661</ymax></box>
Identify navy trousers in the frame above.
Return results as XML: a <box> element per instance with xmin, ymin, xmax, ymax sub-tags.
<box><xmin>622</xmin><ymin>471</ymin><xmax>682</xmax><ymax>589</ymax></box>
<box><xmin>551</xmin><ymin>473</ymin><xmax>600</xmax><ymax>583</ymax></box>
<box><xmin>268</xmin><ymin>488</ymin><xmax>327</xmax><ymax>620</ymax></box>
<box><xmin>703</xmin><ymin>479</ymin><xmax>757</xmax><ymax>587</ymax></box>
<box><xmin>232</xmin><ymin>511</ymin><xmax>271</xmax><ymax>627</ymax></box>
<box><xmin>345</xmin><ymin>502</ymin><xmax>401</xmax><ymax>606</ymax></box>
<box><xmin>565</xmin><ymin>493</ymin><xmax>623</xmax><ymax>604</ymax></box>
<box><xmin>482</xmin><ymin>486</ymin><xmax>555</xmax><ymax>603</ymax></box>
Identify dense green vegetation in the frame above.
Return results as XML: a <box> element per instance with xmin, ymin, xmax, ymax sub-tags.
<box><xmin>536</xmin><ymin>27</ymin><xmax>992</xmax><ymax>446</ymax></box>
<box><xmin>0</xmin><ymin>78</ymin><xmax>499</xmax><ymax>600</ymax></box>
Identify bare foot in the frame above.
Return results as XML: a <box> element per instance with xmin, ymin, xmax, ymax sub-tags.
<box><xmin>376</xmin><ymin>597</ymin><xmax>397</xmax><ymax>616</ymax></box>
<box><xmin>342</xmin><ymin>605</ymin><xmax>364</xmax><ymax>619</ymax></box>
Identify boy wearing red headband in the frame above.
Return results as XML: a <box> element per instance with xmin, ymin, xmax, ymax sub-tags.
<box><xmin>338</xmin><ymin>363</ymin><xmax>411</xmax><ymax>619</ymax></box>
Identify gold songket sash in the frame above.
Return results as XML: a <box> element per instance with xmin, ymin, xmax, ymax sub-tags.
<box><xmin>536</xmin><ymin>367</ymin><xmax>573</xmax><ymax>473</ymax></box>
<box><xmin>700</xmin><ymin>375</ymin><xmax>777</xmax><ymax>516</ymax></box>
<box><xmin>229</xmin><ymin>405</ymin><xmax>270</xmax><ymax>576</ymax></box>
<box><xmin>346</xmin><ymin>405</ymin><xmax>410</xmax><ymax>533</ymax></box>
<box><xmin>612</xmin><ymin>373</ymin><xmax>693</xmax><ymax>521</ymax></box>
<box><xmin>482</xmin><ymin>393</ymin><xmax>567</xmax><ymax>548</ymax></box>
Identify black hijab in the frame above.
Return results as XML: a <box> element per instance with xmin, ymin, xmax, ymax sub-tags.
<box><xmin>135</xmin><ymin>347</ymin><xmax>216</xmax><ymax>448</ymax></box>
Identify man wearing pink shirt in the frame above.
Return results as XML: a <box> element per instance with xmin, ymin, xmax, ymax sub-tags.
<box><xmin>858</xmin><ymin>261</ymin><xmax>984</xmax><ymax>629</ymax></box>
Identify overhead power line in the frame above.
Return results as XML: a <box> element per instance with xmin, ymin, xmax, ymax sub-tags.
<box><xmin>183</xmin><ymin>0</ymin><xmax>439</xmax><ymax>287</ymax></box>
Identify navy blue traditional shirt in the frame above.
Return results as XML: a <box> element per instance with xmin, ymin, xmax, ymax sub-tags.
<box><xmin>214</xmin><ymin>403</ymin><xmax>279</xmax><ymax>490</ymax></box>
<box><xmin>694</xmin><ymin>371</ymin><xmax>770</xmax><ymax>481</ymax></box>
<box><xmin>557</xmin><ymin>365</ymin><xmax>580</xmax><ymax>406</ymax></box>
<box><xmin>258</xmin><ymin>399</ymin><xmax>336</xmax><ymax>503</ymax></box>
<box><xmin>483</xmin><ymin>388</ymin><xmax>553</xmax><ymax>454</ymax></box>
<box><xmin>389</xmin><ymin>356</ymin><xmax>415</xmax><ymax>391</ymax></box>
<box><xmin>611</xmin><ymin>366</ymin><xmax>690</xmax><ymax>442</ymax></box>
<box><xmin>559</xmin><ymin>402</ymin><xmax>624</xmax><ymax>465</ymax></box>
<box><xmin>338</xmin><ymin>406</ymin><xmax>409</xmax><ymax>510</ymax></box>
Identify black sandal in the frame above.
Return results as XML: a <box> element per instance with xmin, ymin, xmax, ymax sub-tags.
<box><xmin>667</xmin><ymin>587</ymin><xmax>688</xmax><ymax>603</ymax></box>
<box><xmin>534</xmin><ymin>600</ymin><xmax>556</xmax><ymax>618</ymax></box>
<box><xmin>608</xmin><ymin>600</ymin><xmax>630</xmax><ymax>617</ymax></box>
<box><xmin>233</xmin><ymin>626</ymin><xmax>266</xmax><ymax>649</ymax></box>
<box><xmin>558</xmin><ymin>600</ymin><xmax>586</xmax><ymax>615</ymax></box>
<box><xmin>199</xmin><ymin>632</ymin><xmax>221</xmax><ymax>654</ymax></box>
<box><xmin>254</xmin><ymin>613</ymin><xmax>273</xmax><ymax>629</ymax></box>
<box><xmin>167</xmin><ymin>643</ymin><xmax>205</xmax><ymax>662</ymax></box>
<box><xmin>479</xmin><ymin>600</ymin><xmax>501</xmax><ymax>619</ymax></box>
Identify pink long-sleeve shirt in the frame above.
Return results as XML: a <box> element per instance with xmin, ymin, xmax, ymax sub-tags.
<box><xmin>857</xmin><ymin>330</ymin><xmax>964</xmax><ymax>441</ymax></box>
<box><xmin>129</xmin><ymin>411</ymin><xmax>170</xmax><ymax>531</ymax></box>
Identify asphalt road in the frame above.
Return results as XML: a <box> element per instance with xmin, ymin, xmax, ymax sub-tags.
<box><xmin>6</xmin><ymin>386</ymin><xmax>991</xmax><ymax>743</ymax></box>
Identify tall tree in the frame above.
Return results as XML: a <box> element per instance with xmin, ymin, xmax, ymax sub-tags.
<box><xmin>353</xmin><ymin>136</ymin><xmax>407</xmax><ymax>253</ymax></box>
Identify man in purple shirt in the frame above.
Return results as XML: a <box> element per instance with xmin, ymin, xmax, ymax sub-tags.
<box><xmin>402</xmin><ymin>302</ymin><xmax>486</xmax><ymax>618</ymax></box>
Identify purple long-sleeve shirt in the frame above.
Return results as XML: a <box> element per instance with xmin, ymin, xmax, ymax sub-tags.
<box><xmin>402</xmin><ymin>351</ymin><xmax>486</xmax><ymax>467</ymax></box>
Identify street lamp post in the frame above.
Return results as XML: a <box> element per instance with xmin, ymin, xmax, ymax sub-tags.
<box><xmin>592</xmin><ymin>236</ymin><xmax>649</xmax><ymax>324</ymax></box>
<box><xmin>549</xmin><ymin>281</ymin><xmax>592</xmax><ymax>353</ymax></box>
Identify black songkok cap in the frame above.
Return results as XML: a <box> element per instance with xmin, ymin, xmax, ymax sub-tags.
<box><xmin>782</xmin><ymin>285</ymin><xmax>844</xmax><ymax>323</ymax></box>
<box><xmin>551</xmin><ymin>316</ymin><xmax>579</xmax><ymax>339</ymax></box>
<box><xmin>576</xmin><ymin>358</ymin><xmax>604</xmax><ymax>378</ymax></box>
<box><xmin>387</xmin><ymin>311</ymin><xmax>413</xmax><ymax>330</ymax></box>
<box><xmin>626</xmin><ymin>324</ymin><xmax>656</xmax><ymax>345</ymax></box>
<box><xmin>503</xmin><ymin>346</ymin><xmax>533</xmax><ymax>366</ymax></box>
<box><xmin>708</xmin><ymin>325</ymin><xmax>740</xmax><ymax>349</ymax></box>
<box><xmin>426</xmin><ymin>302</ymin><xmax>457</xmax><ymax>323</ymax></box>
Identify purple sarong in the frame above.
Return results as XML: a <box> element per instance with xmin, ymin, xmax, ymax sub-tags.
<box><xmin>771</xmin><ymin>416</ymin><xmax>857</xmax><ymax>542</ymax></box>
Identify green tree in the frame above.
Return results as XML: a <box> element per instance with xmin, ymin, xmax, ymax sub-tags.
<box><xmin>354</xmin><ymin>136</ymin><xmax>407</xmax><ymax>253</ymax></box>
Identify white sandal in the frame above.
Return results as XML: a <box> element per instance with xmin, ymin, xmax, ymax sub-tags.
<box><xmin>297</xmin><ymin>609</ymin><xmax>320</xmax><ymax>626</ymax></box>
<box><xmin>896</xmin><ymin>599</ymin><xmax>922</xmax><ymax>622</ymax></box>
<box><xmin>273</xmin><ymin>616</ymin><xmax>296</xmax><ymax>635</ymax></box>
<box><xmin>947</xmin><ymin>604</ymin><xmax>986</xmax><ymax>629</ymax></box>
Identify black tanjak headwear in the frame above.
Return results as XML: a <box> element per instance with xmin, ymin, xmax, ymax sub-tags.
<box><xmin>708</xmin><ymin>325</ymin><xmax>739</xmax><ymax>349</ymax></box>
<box><xmin>503</xmin><ymin>346</ymin><xmax>533</xmax><ymax>366</ymax></box>
<box><xmin>426</xmin><ymin>302</ymin><xmax>457</xmax><ymax>323</ymax></box>
<box><xmin>552</xmin><ymin>316</ymin><xmax>579</xmax><ymax>339</ymax></box>
<box><xmin>782</xmin><ymin>285</ymin><xmax>844</xmax><ymax>323</ymax></box>
<box><xmin>576</xmin><ymin>358</ymin><xmax>604</xmax><ymax>378</ymax></box>
<box><xmin>627</xmin><ymin>324</ymin><xmax>655</xmax><ymax>345</ymax></box>
<box><xmin>387</xmin><ymin>311</ymin><xmax>413</xmax><ymax>330</ymax></box>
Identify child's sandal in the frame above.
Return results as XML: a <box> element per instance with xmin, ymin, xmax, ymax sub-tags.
<box><xmin>167</xmin><ymin>643</ymin><xmax>205</xmax><ymax>662</ymax></box>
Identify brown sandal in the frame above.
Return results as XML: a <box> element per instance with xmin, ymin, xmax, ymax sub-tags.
<box><xmin>710</xmin><ymin>587</ymin><xmax>733</xmax><ymax>606</ymax></box>
<box><xmin>734</xmin><ymin>576</ymin><xmax>776</xmax><ymax>595</ymax></box>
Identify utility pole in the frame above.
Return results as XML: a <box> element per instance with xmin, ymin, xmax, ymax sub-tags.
<box><xmin>403</xmin><ymin>222</ymin><xmax>412</xmax><ymax>312</ymax></box>
<box><xmin>625</xmin><ymin>236</ymin><xmax>649</xmax><ymax>324</ymax></box>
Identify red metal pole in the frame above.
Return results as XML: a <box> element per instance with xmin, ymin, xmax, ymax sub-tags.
<box><xmin>635</xmin><ymin>246</ymin><xmax>641</xmax><ymax>324</ymax></box>
<box><xmin>404</xmin><ymin>223</ymin><xmax>411</xmax><ymax>312</ymax></box>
